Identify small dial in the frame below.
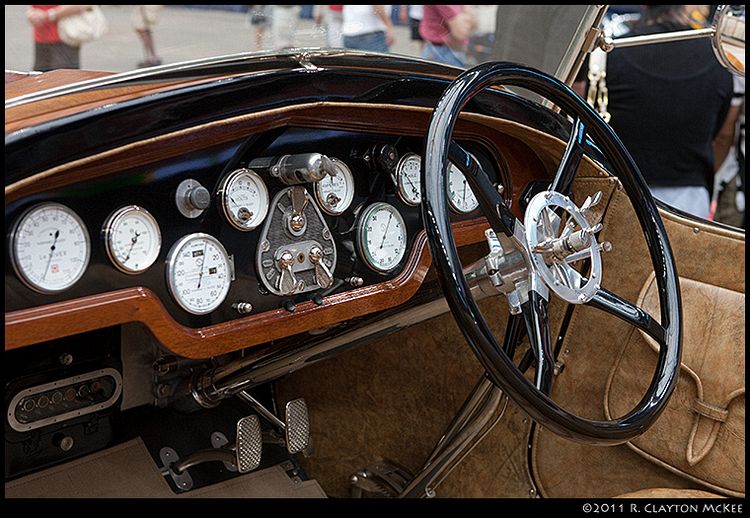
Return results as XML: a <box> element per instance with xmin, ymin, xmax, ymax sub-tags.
<box><xmin>315</xmin><ymin>158</ymin><xmax>355</xmax><ymax>215</ymax></box>
<box><xmin>447</xmin><ymin>162</ymin><xmax>480</xmax><ymax>213</ymax></box>
<box><xmin>166</xmin><ymin>233</ymin><xmax>232</xmax><ymax>315</ymax></box>
<box><xmin>10</xmin><ymin>202</ymin><xmax>90</xmax><ymax>294</ymax></box>
<box><xmin>395</xmin><ymin>152</ymin><xmax>422</xmax><ymax>206</ymax></box>
<box><xmin>103</xmin><ymin>205</ymin><xmax>161</xmax><ymax>274</ymax></box>
<box><xmin>218</xmin><ymin>168</ymin><xmax>269</xmax><ymax>231</ymax></box>
<box><xmin>357</xmin><ymin>202</ymin><xmax>407</xmax><ymax>273</ymax></box>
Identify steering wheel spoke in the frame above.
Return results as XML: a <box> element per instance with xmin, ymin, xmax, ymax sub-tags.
<box><xmin>520</xmin><ymin>291</ymin><xmax>555</xmax><ymax>395</ymax></box>
<box><xmin>588</xmin><ymin>287</ymin><xmax>667</xmax><ymax>346</ymax></box>
<box><xmin>448</xmin><ymin>141</ymin><xmax>516</xmax><ymax>237</ymax></box>
<box><xmin>550</xmin><ymin>117</ymin><xmax>587</xmax><ymax>196</ymax></box>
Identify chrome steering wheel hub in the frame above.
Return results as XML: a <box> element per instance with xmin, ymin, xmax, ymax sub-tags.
<box><xmin>524</xmin><ymin>190</ymin><xmax>602</xmax><ymax>304</ymax></box>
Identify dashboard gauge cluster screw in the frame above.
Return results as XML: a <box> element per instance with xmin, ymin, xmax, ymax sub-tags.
<box><xmin>59</xmin><ymin>353</ymin><xmax>74</xmax><ymax>366</ymax></box>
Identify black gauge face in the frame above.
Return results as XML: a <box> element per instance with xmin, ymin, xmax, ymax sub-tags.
<box><xmin>10</xmin><ymin>202</ymin><xmax>90</xmax><ymax>293</ymax></box>
<box><xmin>358</xmin><ymin>202</ymin><xmax>407</xmax><ymax>273</ymax></box>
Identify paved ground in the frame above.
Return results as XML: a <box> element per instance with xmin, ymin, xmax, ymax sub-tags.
<box><xmin>5</xmin><ymin>5</ymin><xmax>424</xmax><ymax>73</ymax></box>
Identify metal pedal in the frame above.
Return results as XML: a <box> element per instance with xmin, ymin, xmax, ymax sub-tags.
<box><xmin>284</xmin><ymin>398</ymin><xmax>310</xmax><ymax>454</ymax></box>
<box><xmin>350</xmin><ymin>461</ymin><xmax>414</xmax><ymax>498</ymax></box>
<box><xmin>236</xmin><ymin>415</ymin><xmax>262</xmax><ymax>473</ymax></box>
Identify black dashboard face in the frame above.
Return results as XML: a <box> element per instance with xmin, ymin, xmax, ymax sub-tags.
<box><xmin>4</xmin><ymin>126</ymin><xmax>502</xmax><ymax>328</ymax></box>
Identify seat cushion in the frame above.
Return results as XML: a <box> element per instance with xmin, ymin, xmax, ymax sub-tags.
<box><xmin>615</xmin><ymin>488</ymin><xmax>723</xmax><ymax>498</ymax></box>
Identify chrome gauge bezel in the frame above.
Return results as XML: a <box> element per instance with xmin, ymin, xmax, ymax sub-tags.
<box><xmin>356</xmin><ymin>202</ymin><xmax>408</xmax><ymax>274</ymax></box>
<box><xmin>447</xmin><ymin>161</ymin><xmax>480</xmax><ymax>214</ymax></box>
<box><xmin>165</xmin><ymin>232</ymin><xmax>233</xmax><ymax>315</ymax></box>
<box><xmin>217</xmin><ymin>168</ymin><xmax>269</xmax><ymax>231</ymax></box>
<box><xmin>394</xmin><ymin>152</ymin><xmax>422</xmax><ymax>206</ymax></box>
<box><xmin>314</xmin><ymin>157</ymin><xmax>355</xmax><ymax>216</ymax></box>
<box><xmin>9</xmin><ymin>202</ymin><xmax>91</xmax><ymax>294</ymax></box>
<box><xmin>102</xmin><ymin>205</ymin><xmax>162</xmax><ymax>274</ymax></box>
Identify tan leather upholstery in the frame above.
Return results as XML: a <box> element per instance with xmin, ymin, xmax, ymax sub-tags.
<box><xmin>615</xmin><ymin>488</ymin><xmax>724</xmax><ymax>498</ymax></box>
<box><xmin>605</xmin><ymin>275</ymin><xmax>745</xmax><ymax>497</ymax></box>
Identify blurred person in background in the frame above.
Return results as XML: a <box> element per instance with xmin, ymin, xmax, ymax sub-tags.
<box><xmin>246</xmin><ymin>5</ymin><xmax>269</xmax><ymax>51</ymax></box>
<box><xmin>593</xmin><ymin>5</ymin><xmax>734</xmax><ymax>219</ymax></box>
<box><xmin>26</xmin><ymin>4</ymin><xmax>90</xmax><ymax>71</ymax></box>
<box><xmin>315</xmin><ymin>5</ymin><xmax>344</xmax><ymax>48</ymax></box>
<box><xmin>399</xmin><ymin>4</ymin><xmax>423</xmax><ymax>51</ymax></box>
<box><xmin>342</xmin><ymin>5</ymin><xmax>395</xmax><ymax>52</ymax></box>
<box><xmin>271</xmin><ymin>5</ymin><xmax>299</xmax><ymax>50</ymax></box>
<box><xmin>419</xmin><ymin>5</ymin><xmax>476</xmax><ymax>67</ymax></box>
<box><xmin>133</xmin><ymin>5</ymin><xmax>163</xmax><ymax>68</ymax></box>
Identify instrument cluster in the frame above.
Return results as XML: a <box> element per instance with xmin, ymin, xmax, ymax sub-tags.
<box><xmin>5</xmin><ymin>127</ymin><xmax>501</xmax><ymax>326</ymax></box>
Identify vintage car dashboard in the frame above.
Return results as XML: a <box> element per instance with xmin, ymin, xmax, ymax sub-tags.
<box><xmin>6</xmin><ymin>126</ymin><xmax>503</xmax><ymax>329</ymax></box>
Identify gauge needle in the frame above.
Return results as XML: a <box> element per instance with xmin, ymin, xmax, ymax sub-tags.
<box><xmin>197</xmin><ymin>241</ymin><xmax>208</xmax><ymax>289</ymax></box>
<box><xmin>42</xmin><ymin>229</ymin><xmax>60</xmax><ymax>280</ymax></box>
<box><xmin>380</xmin><ymin>213</ymin><xmax>393</xmax><ymax>250</ymax></box>
<box><xmin>462</xmin><ymin>180</ymin><xmax>468</xmax><ymax>207</ymax></box>
<box><xmin>124</xmin><ymin>231</ymin><xmax>140</xmax><ymax>263</ymax></box>
<box><xmin>229</xmin><ymin>195</ymin><xmax>239</xmax><ymax>208</ymax></box>
<box><xmin>405</xmin><ymin>174</ymin><xmax>418</xmax><ymax>195</ymax></box>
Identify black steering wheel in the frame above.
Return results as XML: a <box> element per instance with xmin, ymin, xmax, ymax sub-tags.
<box><xmin>421</xmin><ymin>62</ymin><xmax>682</xmax><ymax>445</ymax></box>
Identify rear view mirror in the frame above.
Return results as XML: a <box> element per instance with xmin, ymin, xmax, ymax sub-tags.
<box><xmin>712</xmin><ymin>5</ymin><xmax>745</xmax><ymax>76</ymax></box>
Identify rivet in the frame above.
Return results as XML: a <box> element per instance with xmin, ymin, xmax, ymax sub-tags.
<box><xmin>692</xmin><ymin>227</ymin><xmax>700</xmax><ymax>234</ymax></box>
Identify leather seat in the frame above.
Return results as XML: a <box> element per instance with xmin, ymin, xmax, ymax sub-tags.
<box><xmin>615</xmin><ymin>488</ymin><xmax>724</xmax><ymax>498</ymax></box>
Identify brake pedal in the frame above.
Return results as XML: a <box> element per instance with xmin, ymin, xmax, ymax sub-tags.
<box><xmin>236</xmin><ymin>415</ymin><xmax>262</xmax><ymax>473</ymax></box>
<box><xmin>284</xmin><ymin>398</ymin><xmax>310</xmax><ymax>455</ymax></box>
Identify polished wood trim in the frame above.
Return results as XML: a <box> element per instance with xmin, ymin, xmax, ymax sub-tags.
<box><xmin>5</xmin><ymin>219</ymin><xmax>487</xmax><ymax>359</ymax></box>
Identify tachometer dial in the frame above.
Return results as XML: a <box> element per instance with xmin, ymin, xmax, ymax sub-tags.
<box><xmin>447</xmin><ymin>162</ymin><xmax>480</xmax><ymax>213</ymax></box>
<box><xmin>10</xmin><ymin>202</ymin><xmax>90</xmax><ymax>294</ymax></box>
<box><xmin>217</xmin><ymin>168</ymin><xmax>269</xmax><ymax>231</ymax></box>
<box><xmin>394</xmin><ymin>152</ymin><xmax>422</xmax><ymax>206</ymax></box>
<box><xmin>314</xmin><ymin>158</ymin><xmax>355</xmax><ymax>215</ymax></box>
<box><xmin>103</xmin><ymin>205</ymin><xmax>161</xmax><ymax>274</ymax></box>
<box><xmin>166</xmin><ymin>233</ymin><xmax>232</xmax><ymax>315</ymax></box>
<box><xmin>357</xmin><ymin>202</ymin><xmax>407</xmax><ymax>273</ymax></box>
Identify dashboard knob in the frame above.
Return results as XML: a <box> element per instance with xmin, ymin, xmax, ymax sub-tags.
<box><xmin>309</xmin><ymin>246</ymin><xmax>333</xmax><ymax>289</ymax></box>
<box><xmin>187</xmin><ymin>185</ymin><xmax>211</xmax><ymax>210</ymax></box>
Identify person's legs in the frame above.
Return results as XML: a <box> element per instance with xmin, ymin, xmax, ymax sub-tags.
<box><xmin>650</xmin><ymin>185</ymin><xmax>711</xmax><ymax>219</ymax></box>
<box><xmin>343</xmin><ymin>31</ymin><xmax>388</xmax><ymax>52</ymax></box>
<box><xmin>133</xmin><ymin>5</ymin><xmax>162</xmax><ymax>67</ymax></box>
<box><xmin>34</xmin><ymin>42</ymin><xmax>80</xmax><ymax>71</ymax></box>
<box><xmin>420</xmin><ymin>41</ymin><xmax>465</xmax><ymax>67</ymax></box>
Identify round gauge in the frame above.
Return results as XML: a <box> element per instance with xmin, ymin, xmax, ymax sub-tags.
<box><xmin>447</xmin><ymin>162</ymin><xmax>480</xmax><ymax>213</ymax></box>
<box><xmin>395</xmin><ymin>152</ymin><xmax>422</xmax><ymax>206</ymax></box>
<box><xmin>217</xmin><ymin>168</ymin><xmax>269</xmax><ymax>231</ymax></box>
<box><xmin>103</xmin><ymin>205</ymin><xmax>161</xmax><ymax>274</ymax></box>
<box><xmin>166</xmin><ymin>233</ymin><xmax>232</xmax><ymax>315</ymax></box>
<box><xmin>9</xmin><ymin>202</ymin><xmax>90</xmax><ymax>294</ymax></box>
<box><xmin>315</xmin><ymin>158</ymin><xmax>355</xmax><ymax>215</ymax></box>
<box><xmin>357</xmin><ymin>202</ymin><xmax>408</xmax><ymax>273</ymax></box>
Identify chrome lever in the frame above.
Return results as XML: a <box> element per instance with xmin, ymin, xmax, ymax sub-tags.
<box><xmin>309</xmin><ymin>245</ymin><xmax>333</xmax><ymax>288</ymax></box>
<box><xmin>276</xmin><ymin>250</ymin><xmax>299</xmax><ymax>296</ymax></box>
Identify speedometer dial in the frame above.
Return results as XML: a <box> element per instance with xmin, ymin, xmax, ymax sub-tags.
<box><xmin>315</xmin><ymin>158</ymin><xmax>355</xmax><ymax>215</ymax></box>
<box><xmin>217</xmin><ymin>168</ymin><xmax>269</xmax><ymax>231</ymax></box>
<box><xmin>10</xmin><ymin>202</ymin><xmax>90</xmax><ymax>294</ymax></box>
<box><xmin>395</xmin><ymin>153</ymin><xmax>422</xmax><ymax>206</ymax></box>
<box><xmin>166</xmin><ymin>233</ymin><xmax>232</xmax><ymax>315</ymax></box>
<box><xmin>447</xmin><ymin>162</ymin><xmax>480</xmax><ymax>213</ymax></box>
<box><xmin>357</xmin><ymin>202</ymin><xmax>407</xmax><ymax>273</ymax></box>
<box><xmin>103</xmin><ymin>205</ymin><xmax>161</xmax><ymax>274</ymax></box>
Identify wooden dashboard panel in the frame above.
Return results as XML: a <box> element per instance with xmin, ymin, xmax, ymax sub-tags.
<box><xmin>5</xmin><ymin>102</ymin><xmax>555</xmax><ymax>359</ymax></box>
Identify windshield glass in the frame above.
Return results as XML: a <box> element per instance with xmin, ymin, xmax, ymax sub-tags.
<box><xmin>5</xmin><ymin>5</ymin><xmax>603</xmax><ymax>79</ymax></box>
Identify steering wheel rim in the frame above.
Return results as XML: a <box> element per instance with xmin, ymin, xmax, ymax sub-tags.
<box><xmin>421</xmin><ymin>62</ymin><xmax>682</xmax><ymax>445</ymax></box>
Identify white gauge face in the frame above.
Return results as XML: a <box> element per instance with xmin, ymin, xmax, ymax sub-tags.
<box><xmin>358</xmin><ymin>202</ymin><xmax>407</xmax><ymax>273</ymax></box>
<box><xmin>10</xmin><ymin>203</ymin><xmax>90</xmax><ymax>294</ymax></box>
<box><xmin>395</xmin><ymin>153</ymin><xmax>422</xmax><ymax>206</ymax></box>
<box><xmin>219</xmin><ymin>169</ymin><xmax>269</xmax><ymax>231</ymax></box>
<box><xmin>315</xmin><ymin>158</ymin><xmax>355</xmax><ymax>215</ymax></box>
<box><xmin>166</xmin><ymin>233</ymin><xmax>232</xmax><ymax>315</ymax></box>
<box><xmin>103</xmin><ymin>206</ymin><xmax>161</xmax><ymax>274</ymax></box>
<box><xmin>447</xmin><ymin>162</ymin><xmax>480</xmax><ymax>213</ymax></box>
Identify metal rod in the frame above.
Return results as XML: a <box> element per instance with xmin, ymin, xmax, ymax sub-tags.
<box><xmin>237</xmin><ymin>390</ymin><xmax>286</xmax><ymax>430</ymax></box>
<box><xmin>600</xmin><ymin>28</ymin><xmax>715</xmax><ymax>52</ymax></box>
<box><xmin>171</xmin><ymin>448</ymin><xmax>236</xmax><ymax>474</ymax></box>
<box><xmin>400</xmin><ymin>376</ymin><xmax>508</xmax><ymax>498</ymax></box>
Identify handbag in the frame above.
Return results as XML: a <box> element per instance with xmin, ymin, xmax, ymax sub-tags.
<box><xmin>58</xmin><ymin>5</ymin><xmax>108</xmax><ymax>47</ymax></box>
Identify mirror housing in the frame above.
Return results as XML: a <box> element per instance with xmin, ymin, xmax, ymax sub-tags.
<box><xmin>712</xmin><ymin>5</ymin><xmax>745</xmax><ymax>76</ymax></box>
